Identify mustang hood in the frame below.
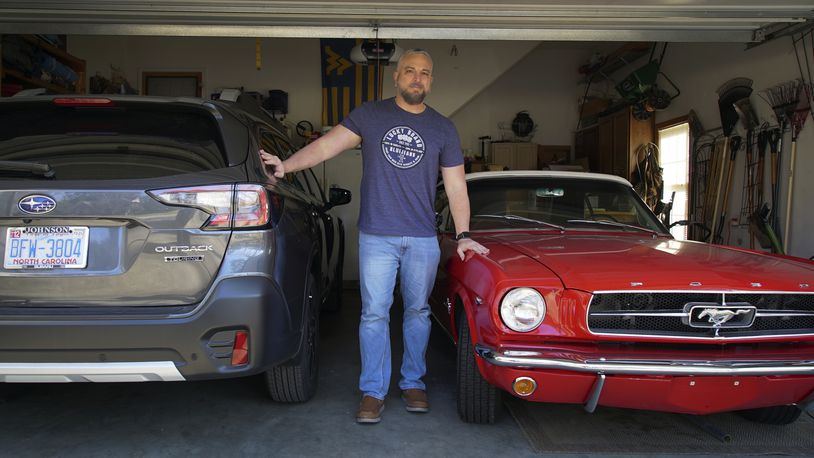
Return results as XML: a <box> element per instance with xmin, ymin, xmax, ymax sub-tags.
<box><xmin>485</xmin><ymin>233</ymin><xmax>814</xmax><ymax>292</ymax></box>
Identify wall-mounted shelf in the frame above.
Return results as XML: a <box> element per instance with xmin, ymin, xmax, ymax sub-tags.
<box><xmin>1</xmin><ymin>34</ymin><xmax>86</xmax><ymax>95</ymax></box>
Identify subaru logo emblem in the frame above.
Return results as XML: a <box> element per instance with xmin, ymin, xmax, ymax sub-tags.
<box><xmin>18</xmin><ymin>195</ymin><xmax>56</xmax><ymax>214</ymax></box>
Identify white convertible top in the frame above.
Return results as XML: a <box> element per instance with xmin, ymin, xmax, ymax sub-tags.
<box><xmin>464</xmin><ymin>170</ymin><xmax>633</xmax><ymax>187</ymax></box>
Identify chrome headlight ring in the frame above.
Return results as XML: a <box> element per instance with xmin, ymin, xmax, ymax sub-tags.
<box><xmin>499</xmin><ymin>287</ymin><xmax>546</xmax><ymax>332</ymax></box>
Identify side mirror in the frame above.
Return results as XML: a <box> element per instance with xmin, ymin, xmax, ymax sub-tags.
<box><xmin>329</xmin><ymin>187</ymin><xmax>352</xmax><ymax>207</ymax></box>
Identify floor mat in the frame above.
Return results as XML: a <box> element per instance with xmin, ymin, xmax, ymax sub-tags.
<box><xmin>506</xmin><ymin>397</ymin><xmax>814</xmax><ymax>455</ymax></box>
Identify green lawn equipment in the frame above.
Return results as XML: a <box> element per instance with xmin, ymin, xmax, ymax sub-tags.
<box><xmin>615</xmin><ymin>43</ymin><xmax>681</xmax><ymax>120</ymax></box>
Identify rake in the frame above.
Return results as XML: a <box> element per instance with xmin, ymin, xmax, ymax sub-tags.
<box><xmin>759</xmin><ymin>78</ymin><xmax>801</xmax><ymax>245</ymax></box>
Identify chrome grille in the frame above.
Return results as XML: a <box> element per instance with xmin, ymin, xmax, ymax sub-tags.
<box><xmin>588</xmin><ymin>292</ymin><xmax>814</xmax><ymax>338</ymax></box>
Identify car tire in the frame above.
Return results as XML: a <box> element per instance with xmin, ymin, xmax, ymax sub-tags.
<box><xmin>456</xmin><ymin>309</ymin><xmax>500</xmax><ymax>424</ymax></box>
<box><xmin>737</xmin><ymin>404</ymin><xmax>802</xmax><ymax>425</ymax></box>
<box><xmin>266</xmin><ymin>275</ymin><xmax>320</xmax><ymax>403</ymax></box>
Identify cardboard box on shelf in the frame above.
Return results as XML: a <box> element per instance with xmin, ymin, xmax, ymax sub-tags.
<box><xmin>580</xmin><ymin>97</ymin><xmax>610</xmax><ymax>118</ymax></box>
<box><xmin>469</xmin><ymin>161</ymin><xmax>486</xmax><ymax>172</ymax></box>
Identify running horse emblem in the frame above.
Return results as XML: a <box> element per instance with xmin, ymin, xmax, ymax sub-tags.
<box><xmin>698</xmin><ymin>308</ymin><xmax>751</xmax><ymax>327</ymax></box>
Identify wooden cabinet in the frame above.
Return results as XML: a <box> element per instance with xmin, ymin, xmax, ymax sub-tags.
<box><xmin>490</xmin><ymin>142</ymin><xmax>540</xmax><ymax>170</ymax></box>
<box><xmin>574</xmin><ymin>107</ymin><xmax>654</xmax><ymax>180</ymax></box>
<box><xmin>1</xmin><ymin>34</ymin><xmax>86</xmax><ymax>95</ymax></box>
<box><xmin>575</xmin><ymin>124</ymin><xmax>599</xmax><ymax>172</ymax></box>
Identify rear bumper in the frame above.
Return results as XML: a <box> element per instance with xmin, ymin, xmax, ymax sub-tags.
<box><xmin>0</xmin><ymin>362</ymin><xmax>184</xmax><ymax>383</ymax></box>
<box><xmin>0</xmin><ymin>275</ymin><xmax>301</xmax><ymax>382</ymax></box>
<box><xmin>475</xmin><ymin>344</ymin><xmax>814</xmax><ymax>414</ymax></box>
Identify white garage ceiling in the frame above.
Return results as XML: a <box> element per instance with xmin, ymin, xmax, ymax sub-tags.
<box><xmin>0</xmin><ymin>0</ymin><xmax>812</xmax><ymax>42</ymax></box>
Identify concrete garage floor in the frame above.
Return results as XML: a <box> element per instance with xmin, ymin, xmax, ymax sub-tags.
<box><xmin>1</xmin><ymin>289</ymin><xmax>813</xmax><ymax>458</ymax></box>
<box><xmin>0</xmin><ymin>290</ymin><xmax>533</xmax><ymax>458</ymax></box>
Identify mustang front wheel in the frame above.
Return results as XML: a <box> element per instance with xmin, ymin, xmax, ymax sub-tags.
<box><xmin>456</xmin><ymin>310</ymin><xmax>500</xmax><ymax>424</ymax></box>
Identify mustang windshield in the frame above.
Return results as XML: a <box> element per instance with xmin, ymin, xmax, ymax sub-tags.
<box><xmin>467</xmin><ymin>176</ymin><xmax>669</xmax><ymax>235</ymax></box>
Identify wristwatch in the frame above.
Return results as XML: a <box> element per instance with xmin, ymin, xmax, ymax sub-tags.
<box><xmin>455</xmin><ymin>231</ymin><xmax>471</xmax><ymax>241</ymax></box>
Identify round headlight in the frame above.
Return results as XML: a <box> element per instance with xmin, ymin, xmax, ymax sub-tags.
<box><xmin>500</xmin><ymin>288</ymin><xmax>546</xmax><ymax>332</ymax></box>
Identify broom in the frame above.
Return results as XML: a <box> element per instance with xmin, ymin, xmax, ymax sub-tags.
<box><xmin>710</xmin><ymin>77</ymin><xmax>752</xmax><ymax>243</ymax></box>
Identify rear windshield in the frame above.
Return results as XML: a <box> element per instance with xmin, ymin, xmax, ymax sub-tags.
<box><xmin>0</xmin><ymin>101</ymin><xmax>228</xmax><ymax>180</ymax></box>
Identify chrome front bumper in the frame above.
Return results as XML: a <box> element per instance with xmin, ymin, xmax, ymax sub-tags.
<box><xmin>474</xmin><ymin>345</ymin><xmax>814</xmax><ymax>376</ymax></box>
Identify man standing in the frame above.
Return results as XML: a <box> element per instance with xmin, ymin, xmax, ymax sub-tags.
<box><xmin>261</xmin><ymin>48</ymin><xmax>488</xmax><ymax>424</ymax></box>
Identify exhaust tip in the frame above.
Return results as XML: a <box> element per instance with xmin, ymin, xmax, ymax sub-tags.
<box><xmin>512</xmin><ymin>376</ymin><xmax>537</xmax><ymax>396</ymax></box>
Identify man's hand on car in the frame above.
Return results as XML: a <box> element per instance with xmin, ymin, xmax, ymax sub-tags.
<box><xmin>457</xmin><ymin>238</ymin><xmax>489</xmax><ymax>261</ymax></box>
<box><xmin>259</xmin><ymin>149</ymin><xmax>285</xmax><ymax>178</ymax></box>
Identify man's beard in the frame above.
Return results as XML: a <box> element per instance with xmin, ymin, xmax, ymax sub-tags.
<box><xmin>400</xmin><ymin>86</ymin><xmax>426</xmax><ymax>105</ymax></box>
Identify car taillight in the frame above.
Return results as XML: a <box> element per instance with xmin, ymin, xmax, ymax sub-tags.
<box><xmin>53</xmin><ymin>97</ymin><xmax>114</xmax><ymax>106</ymax></box>
<box><xmin>231</xmin><ymin>330</ymin><xmax>249</xmax><ymax>366</ymax></box>
<box><xmin>235</xmin><ymin>184</ymin><xmax>270</xmax><ymax>228</ymax></box>
<box><xmin>148</xmin><ymin>184</ymin><xmax>270</xmax><ymax>230</ymax></box>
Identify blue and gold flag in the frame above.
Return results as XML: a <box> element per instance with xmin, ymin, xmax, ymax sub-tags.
<box><xmin>320</xmin><ymin>39</ymin><xmax>386</xmax><ymax>126</ymax></box>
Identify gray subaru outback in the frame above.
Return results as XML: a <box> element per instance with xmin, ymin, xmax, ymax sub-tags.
<box><xmin>0</xmin><ymin>95</ymin><xmax>350</xmax><ymax>402</ymax></box>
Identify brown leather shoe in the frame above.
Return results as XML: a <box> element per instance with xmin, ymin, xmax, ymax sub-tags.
<box><xmin>356</xmin><ymin>395</ymin><xmax>385</xmax><ymax>424</ymax></box>
<box><xmin>402</xmin><ymin>389</ymin><xmax>430</xmax><ymax>413</ymax></box>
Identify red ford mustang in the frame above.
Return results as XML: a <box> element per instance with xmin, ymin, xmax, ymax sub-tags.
<box><xmin>431</xmin><ymin>171</ymin><xmax>814</xmax><ymax>424</ymax></box>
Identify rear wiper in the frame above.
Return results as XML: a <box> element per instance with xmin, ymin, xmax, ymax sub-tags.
<box><xmin>473</xmin><ymin>214</ymin><xmax>565</xmax><ymax>232</ymax></box>
<box><xmin>566</xmin><ymin>219</ymin><xmax>660</xmax><ymax>237</ymax></box>
<box><xmin>0</xmin><ymin>160</ymin><xmax>55</xmax><ymax>178</ymax></box>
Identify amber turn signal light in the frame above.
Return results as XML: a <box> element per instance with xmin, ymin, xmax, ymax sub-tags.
<box><xmin>512</xmin><ymin>376</ymin><xmax>537</xmax><ymax>396</ymax></box>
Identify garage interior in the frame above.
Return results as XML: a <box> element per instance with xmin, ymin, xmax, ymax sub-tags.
<box><xmin>2</xmin><ymin>1</ymin><xmax>814</xmax><ymax>455</ymax></box>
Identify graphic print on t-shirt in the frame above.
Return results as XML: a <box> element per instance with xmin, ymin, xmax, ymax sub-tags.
<box><xmin>381</xmin><ymin>126</ymin><xmax>426</xmax><ymax>169</ymax></box>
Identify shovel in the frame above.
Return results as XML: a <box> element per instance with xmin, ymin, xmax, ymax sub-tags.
<box><xmin>710</xmin><ymin>77</ymin><xmax>752</xmax><ymax>243</ymax></box>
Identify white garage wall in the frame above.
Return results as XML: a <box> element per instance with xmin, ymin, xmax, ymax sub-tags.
<box><xmin>450</xmin><ymin>42</ymin><xmax>591</xmax><ymax>153</ymax></box>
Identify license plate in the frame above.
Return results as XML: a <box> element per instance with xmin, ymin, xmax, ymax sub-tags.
<box><xmin>4</xmin><ymin>226</ymin><xmax>89</xmax><ymax>269</ymax></box>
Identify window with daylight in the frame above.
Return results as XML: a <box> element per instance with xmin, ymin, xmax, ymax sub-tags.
<box><xmin>658</xmin><ymin>121</ymin><xmax>690</xmax><ymax>240</ymax></box>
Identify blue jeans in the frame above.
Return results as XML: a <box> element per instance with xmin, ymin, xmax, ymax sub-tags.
<box><xmin>358</xmin><ymin>231</ymin><xmax>440</xmax><ymax>400</ymax></box>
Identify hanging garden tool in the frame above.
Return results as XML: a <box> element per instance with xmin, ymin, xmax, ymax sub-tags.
<box><xmin>714</xmin><ymin>135</ymin><xmax>742</xmax><ymax>244</ymax></box>
<box><xmin>740</xmin><ymin>130</ymin><xmax>756</xmax><ymax>248</ymax></box>
<box><xmin>701</xmin><ymin>139</ymin><xmax>723</xmax><ymax>238</ymax></box>
<box><xmin>768</xmin><ymin>127</ymin><xmax>783</xmax><ymax>237</ymax></box>
<box><xmin>747</xmin><ymin>127</ymin><xmax>775</xmax><ymax>251</ymax></box>
<box><xmin>783</xmin><ymin>82</ymin><xmax>811</xmax><ymax>253</ymax></box>
<box><xmin>760</xmin><ymin>78</ymin><xmax>801</xmax><ymax>246</ymax></box>
<box><xmin>733</xmin><ymin>95</ymin><xmax>759</xmax><ymax>246</ymax></box>
<box><xmin>709</xmin><ymin>77</ymin><xmax>752</xmax><ymax>243</ymax></box>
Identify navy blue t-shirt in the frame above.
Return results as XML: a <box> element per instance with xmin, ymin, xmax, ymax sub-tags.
<box><xmin>341</xmin><ymin>97</ymin><xmax>463</xmax><ymax>237</ymax></box>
